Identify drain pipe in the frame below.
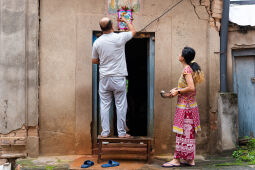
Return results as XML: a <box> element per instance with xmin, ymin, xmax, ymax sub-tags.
<box><xmin>220</xmin><ymin>0</ymin><xmax>230</xmax><ymax>92</ymax></box>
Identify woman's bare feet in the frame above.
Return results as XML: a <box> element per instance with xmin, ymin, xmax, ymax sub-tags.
<box><xmin>162</xmin><ymin>159</ymin><xmax>180</xmax><ymax>167</ymax></box>
<box><xmin>181</xmin><ymin>159</ymin><xmax>195</xmax><ymax>166</ymax></box>
<box><xmin>187</xmin><ymin>160</ymin><xmax>195</xmax><ymax>166</ymax></box>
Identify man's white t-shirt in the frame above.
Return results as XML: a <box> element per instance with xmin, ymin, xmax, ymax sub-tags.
<box><xmin>92</xmin><ymin>32</ymin><xmax>133</xmax><ymax>79</ymax></box>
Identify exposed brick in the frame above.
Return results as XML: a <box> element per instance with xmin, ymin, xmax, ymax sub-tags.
<box><xmin>14</xmin><ymin>138</ymin><xmax>26</xmax><ymax>145</ymax></box>
<box><xmin>201</xmin><ymin>0</ymin><xmax>210</xmax><ymax>6</ymax></box>
<box><xmin>1</xmin><ymin>137</ymin><xmax>26</xmax><ymax>146</ymax></box>
<box><xmin>212</xmin><ymin>13</ymin><xmax>222</xmax><ymax>19</ymax></box>
<box><xmin>0</xmin><ymin>139</ymin><xmax>10</xmax><ymax>146</ymax></box>
<box><xmin>212</xmin><ymin>8</ymin><xmax>222</xmax><ymax>14</ymax></box>
<box><xmin>28</xmin><ymin>126</ymin><xmax>38</xmax><ymax>137</ymax></box>
<box><xmin>0</xmin><ymin>127</ymin><xmax>28</xmax><ymax>158</ymax></box>
<box><xmin>9</xmin><ymin>132</ymin><xmax>16</xmax><ymax>137</ymax></box>
<box><xmin>212</xmin><ymin>0</ymin><xmax>223</xmax><ymax>7</ymax></box>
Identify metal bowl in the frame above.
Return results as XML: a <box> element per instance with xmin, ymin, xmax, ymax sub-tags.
<box><xmin>160</xmin><ymin>90</ymin><xmax>167</xmax><ymax>98</ymax></box>
<box><xmin>160</xmin><ymin>90</ymin><xmax>172</xmax><ymax>98</ymax></box>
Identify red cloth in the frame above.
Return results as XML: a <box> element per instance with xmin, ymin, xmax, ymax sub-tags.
<box><xmin>174</xmin><ymin>110</ymin><xmax>196</xmax><ymax>160</ymax></box>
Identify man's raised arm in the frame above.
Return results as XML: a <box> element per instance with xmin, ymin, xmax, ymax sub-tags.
<box><xmin>120</xmin><ymin>17</ymin><xmax>136</xmax><ymax>37</ymax></box>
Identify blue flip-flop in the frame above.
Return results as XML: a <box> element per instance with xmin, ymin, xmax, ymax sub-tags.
<box><xmin>81</xmin><ymin>160</ymin><xmax>94</xmax><ymax>168</ymax></box>
<box><xmin>101</xmin><ymin>160</ymin><xmax>119</xmax><ymax>168</ymax></box>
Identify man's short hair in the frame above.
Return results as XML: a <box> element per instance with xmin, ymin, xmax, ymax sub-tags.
<box><xmin>100</xmin><ymin>19</ymin><xmax>113</xmax><ymax>32</ymax></box>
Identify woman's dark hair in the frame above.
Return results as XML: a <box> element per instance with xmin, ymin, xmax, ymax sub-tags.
<box><xmin>100</xmin><ymin>20</ymin><xmax>113</xmax><ymax>32</ymax></box>
<box><xmin>182</xmin><ymin>46</ymin><xmax>201</xmax><ymax>72</ymax></box>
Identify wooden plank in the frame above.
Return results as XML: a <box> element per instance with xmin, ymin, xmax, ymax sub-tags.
<box><xmin>102</xmin><ymin>143</ymin><xmax>147</xmax><ymax>148</ymax></box>
<box><xmin>98</xmin><ymin>135</ymin><xmax>152</xmax><ymax>141</ymax></box>
<box><xmin>101</xmin><ymin>147</ymin><xmax>147</xmax><ymax>154</ymax></box>
<box><xmin>100</xmin><ymin>154</ymin><xmax>147</xmax><ymax>160</ymax></box>
<box><xmin>98</xmin><ymin>139</ymin><xmax>152</xmax><ymax>143</ymax></box>
<box><xmin>97</xmin><ymin>137</ymin><xmax>152</xmax><ymax>162</ymax></box>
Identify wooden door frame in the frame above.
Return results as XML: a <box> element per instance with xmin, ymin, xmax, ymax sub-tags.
<box><xmin>92</xmin><ymin>32</ymin><xmax>155</xmax><ymax>149</ymax></box>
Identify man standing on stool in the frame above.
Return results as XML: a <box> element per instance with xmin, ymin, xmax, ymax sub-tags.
<box><xmin>92</xmin><ymin>17</ymin><xmax>136</xmax><ymax>138</ymax></box>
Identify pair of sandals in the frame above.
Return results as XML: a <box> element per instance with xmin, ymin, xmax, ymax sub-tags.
<box><xmin>81</xmin><ymin>160</ymin><xmax>119</xmax><ymax>168</ymax></box>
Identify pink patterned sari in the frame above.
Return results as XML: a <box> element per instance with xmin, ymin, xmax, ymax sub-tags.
<box><xmin>173</xmin><ymin>65</ymin><xmax>201</xmax><ymax>160</ymax></box>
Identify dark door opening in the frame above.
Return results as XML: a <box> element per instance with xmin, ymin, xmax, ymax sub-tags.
<box><xmin>112</xmin><ymin>38</ymin><xmax>148</xmax><ymax>136</ymax></box>
<box><xmin>126</xmin><ymin>38</ymin><xmax>148</xmax><ymax>136</ymax></box>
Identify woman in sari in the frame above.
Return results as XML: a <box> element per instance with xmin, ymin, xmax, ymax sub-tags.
<box><xmin>162</xmin><ymin>46</ymin><xmax>204</xmax><ymax>167</ymax></box>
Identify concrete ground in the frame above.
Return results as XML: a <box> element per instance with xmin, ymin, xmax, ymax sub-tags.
<box><xmin>15</xmin><ymin>154</ymin><xmax>255</xmax><ymax>170</ymax></box>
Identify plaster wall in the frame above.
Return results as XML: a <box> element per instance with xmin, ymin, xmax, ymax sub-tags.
<box><xmin>39</xmin><ymin>0</ymin><xmax>220</xmax><ymax>155</ymax></box>
<box><xmin>0</xmin><ymin>0</ymin><xmax>39</xmax><ymax>157</ymax></box>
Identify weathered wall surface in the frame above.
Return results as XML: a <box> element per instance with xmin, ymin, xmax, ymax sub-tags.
<box><xmin>39</xmin><ymin>0</ymin><xmax>221</xmax><ymax>155</ymax></box>
<box><xmin>0</xmin><ymin>0</ymin><xmax>26</xmax><ymax>134</ymax></box>
<box><xmin>217</xmin><ymin>93</ymin><xmax>238</xmax><ymax>151</ymax></box>
<box><xmin>0</xmin><ymin>0</ymin><xmax>39</xmax><ymax>158</ymax></box>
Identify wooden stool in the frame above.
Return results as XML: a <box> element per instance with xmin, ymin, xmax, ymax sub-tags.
<box><xmin>97</xmin><ymin>136</ymin><xmax>152</xmax><ymax>163</ymax></box>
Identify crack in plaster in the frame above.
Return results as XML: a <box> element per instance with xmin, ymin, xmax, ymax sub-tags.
<box><xmin>190</xmin><ymin>0</ymin><xmax>221</xmax><ymax>31</ymax></box>
<box><xmin>189</xmin><ymin>0</ymin><xmax>209</xmax><ymax>21</ymax></box>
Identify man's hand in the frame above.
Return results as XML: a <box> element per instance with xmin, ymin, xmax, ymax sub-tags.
<box><xmin>92</xmin><ymin>58</ymin><xmax>99</xmax><ymax>64</ymax></box>
<box><xmin>119</xmin><ymin>17</ymin><xmax>128</xmax><ymax>23</ymax></box>
<box><xmin>119</xmin><ymin>17</ymin><xmax>136</xmax><ymax>37</ymax></box>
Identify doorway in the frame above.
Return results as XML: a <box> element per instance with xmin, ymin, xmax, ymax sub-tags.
<box><xmin>125</xmin><ymin>38</ymin><xmax>148</xmax><ymax>136</ymax></box>
<box><xmin>233</xmin><ymin>49</ymin><xmax>255</xmax><ymax>138</ymax></box>
<box><xmin>92</xmin><ymin>32</ymin><xmax>155</xmax><ymax>148</ymax></box>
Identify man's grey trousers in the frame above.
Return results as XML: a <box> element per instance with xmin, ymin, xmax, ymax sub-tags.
<box><xmin>99</xmin><ymin>76</ymin><xmax>127</xmax><ymax>137</ymax></box>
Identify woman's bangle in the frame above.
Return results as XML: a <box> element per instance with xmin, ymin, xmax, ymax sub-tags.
<box><xmin>178</xmin><ymin>90</ymin><xmax>181</xmax><ymax>94</ymax></box>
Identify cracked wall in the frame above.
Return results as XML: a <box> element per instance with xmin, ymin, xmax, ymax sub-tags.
<box><xmin>0</xmin><ymin>0</ymin><xmax>39</xmax><ymax>158</ymax></box>
<box><xmin>0</xmin><ymin>0</ymin><xmax>222</xmax><ymax>157</ymax></box>
<box><xmin>189</xmin><ymin>0</ymin><xmax>222</xmax><ymax>31</ymax></box>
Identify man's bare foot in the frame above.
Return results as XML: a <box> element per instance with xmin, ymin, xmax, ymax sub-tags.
<box><xmin>100</xmin><ymin>135</ymin><xmax>109</xmax><ymax>138</ymax></box>
<box><xmin>119</xmin><ymin>134</ymin><xmax>131</xmax><ymax>138</ymax></box>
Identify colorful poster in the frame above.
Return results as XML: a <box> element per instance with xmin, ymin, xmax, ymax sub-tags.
<box><xmin>107</xmin><ymin>0</ymin><xmax>142</xmax><ymax>14</ymax></box>
<box><xmin>118</xmin><ymin>10</ymin><xmax>133</xmax><ymax>30</ymax></box>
